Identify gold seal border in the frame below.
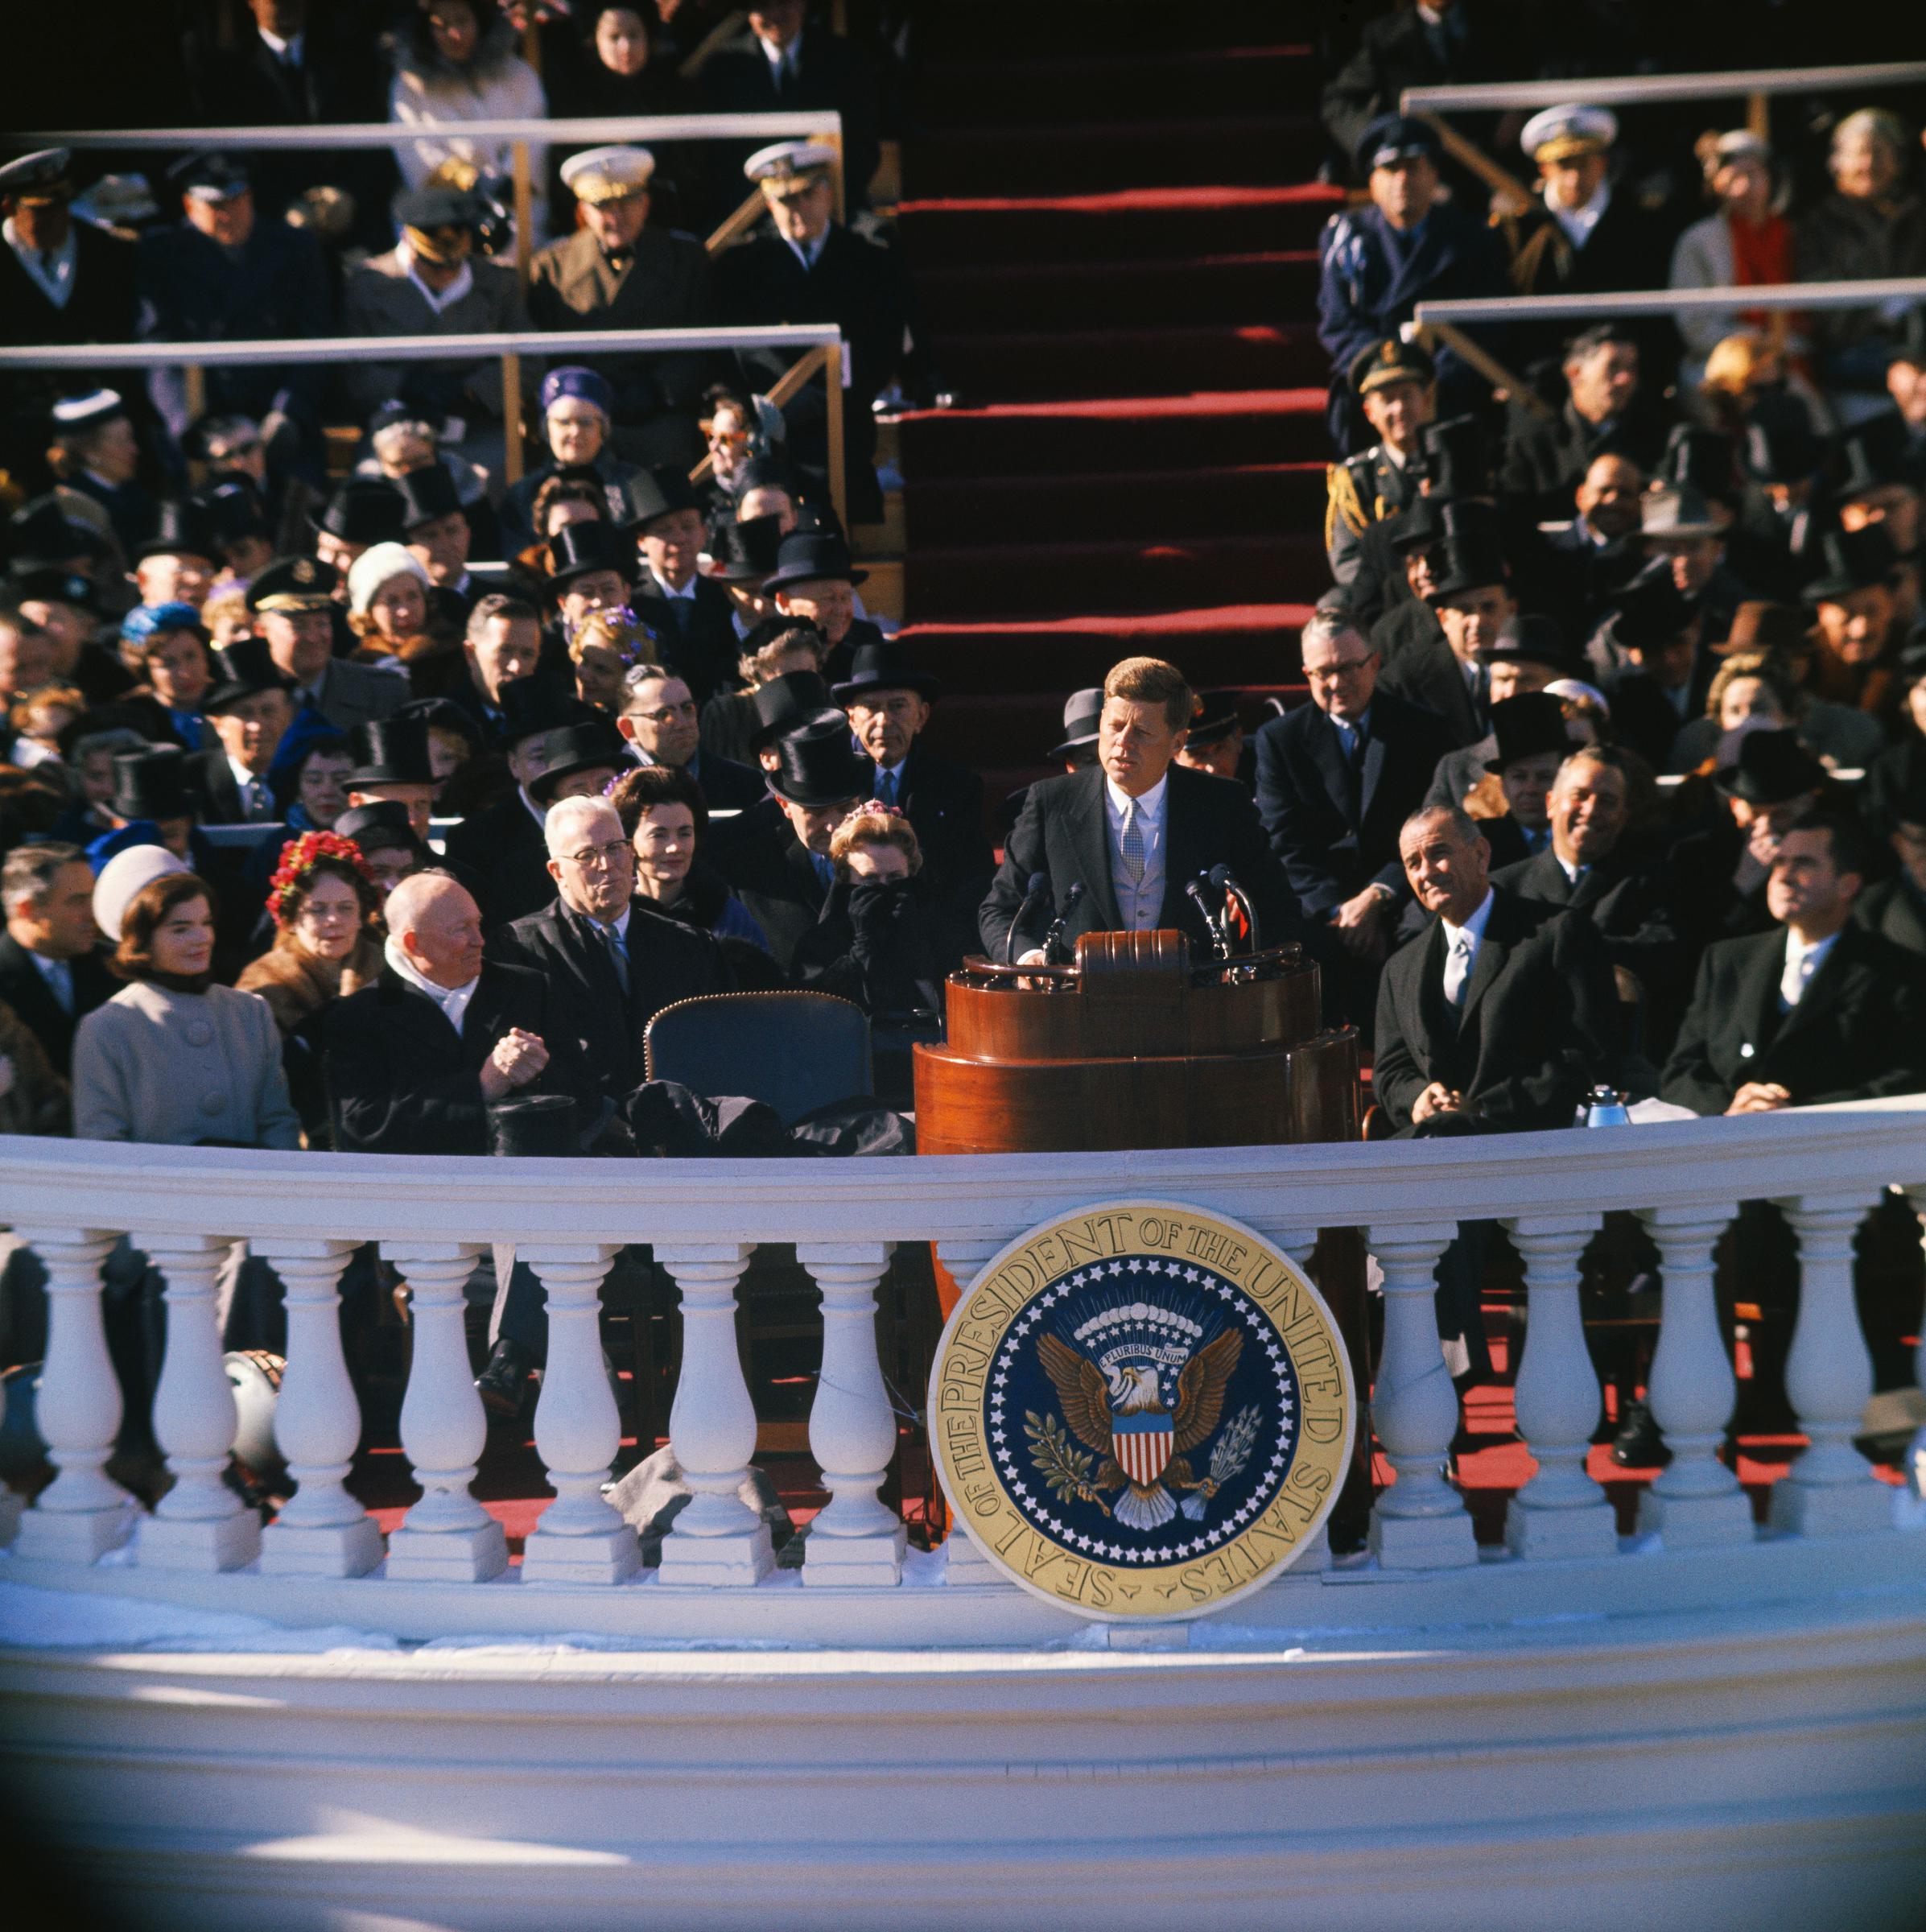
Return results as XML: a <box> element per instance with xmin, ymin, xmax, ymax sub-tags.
<box><xmin>930</xmin><ymin>1201</ymin><xmax>1355</xmax><ymax>1621</ymax></box>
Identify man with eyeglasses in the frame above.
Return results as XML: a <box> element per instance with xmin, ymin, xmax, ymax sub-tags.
<box><xmin>617</xmin><ymin>666</ymin><xmax>765</xmax><ymax>815</ymax></box>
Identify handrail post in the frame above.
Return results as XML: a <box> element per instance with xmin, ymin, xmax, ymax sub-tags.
<box><xmin>183</xmin><ymin>365</ymin><xmax>207</xmax><ymax>427</ymax></box>
<box><xmin>823</xmin><ymin>341</ymin><xmax>848</xmax><ymax>534</ymax></box>
<box><xmin>1747</xmin><ymin>91</ymin><xmax>1771</xmax><ymax>142</ymax></box>
<box><xmin>501</xmin><ymin>349</ymin><xmax>523</xmax><ymax>487</ymax></box>
<box><xmin>512</xmin><ymin>138</ymin><xmax>534</xmax><ymax>285</ymax></box>
<box><xmin>827</xmin><ymin>127</ymin><xmax>848</xmax><ymax>225</ymax></box>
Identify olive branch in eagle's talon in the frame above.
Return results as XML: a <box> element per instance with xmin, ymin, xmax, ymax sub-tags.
<box><xmin>1025</xmin><ymin>1410</ymin><xmax>1114</xmax><ymax>1515</ymax></box>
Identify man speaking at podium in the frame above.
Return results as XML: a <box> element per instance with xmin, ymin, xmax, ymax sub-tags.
<box><xmin>979</xmin><ymin>658</ymin><xmax>1299</xmax><ymax>965</ymax></box>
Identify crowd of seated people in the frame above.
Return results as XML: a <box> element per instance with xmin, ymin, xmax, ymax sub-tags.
<box><xmin>0</xmin><ymin>3</ymin><xmax>1924</xmax><ymax>1436</ymax></box>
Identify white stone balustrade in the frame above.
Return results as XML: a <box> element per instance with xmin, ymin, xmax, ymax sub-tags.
<box><xmin>655</xmin><ymin>1243</ymin><xmax>772</xmax><ymax>1586</ymax></box>
<box><xmin>255</xmin><ymin>1237</ymin><xmax>383</xmax><ymax>1578</ymax></box>
<box><xmin>383</xmin><ymin>1242</ymin><xmax>506</xmax><ymax>1582</ymax></box>
<box><xmin>134</xmin><ymin>1232</ymin><xmax>260</xmax><ymax>1572</ymax></box>
<box><xmin>1367</xmin><ymin>1220</ymin><xmax>1476</xmax><ymax>1571</ymax></box>
<box><xmin>522</xmin><ymin>1242</ymin><xmax>637</xmax><ymax>1584</ymax></box>
<box><xmin>1636</xmin><ymin>1207</ymin><xmax>1753</xmax><ymax>1546</ymax></box>
<box><xmin>1503</xmin><ymin>1213</ymin><xmax>1615</xmax><ymax>1559</ymax></box>
<box><xmin>797</xmin><ymin>1241</ymin><xmax>903</xmax><ymax>1585</ymax></box>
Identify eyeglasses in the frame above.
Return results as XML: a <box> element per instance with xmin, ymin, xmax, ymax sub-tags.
<box><xmin>1304</xmin><ymin>658</ymin><xmax>1375</xmax><ymax>683</ymax></box>
<box><xmin>559</xmin><ymin>840</ymin><xmax>631</xmax><ymax>869</ymax></box>
<box><xmin>629</xmin><ymin>700</ymin><xmax>698</xmax><ymax>724</ymax></box>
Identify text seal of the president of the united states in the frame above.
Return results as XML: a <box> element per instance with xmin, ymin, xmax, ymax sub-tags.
<box><xmin>930</xmin><ymin>1202</ymin><xmax>1355</xmax><ymax>1620</ymax></box>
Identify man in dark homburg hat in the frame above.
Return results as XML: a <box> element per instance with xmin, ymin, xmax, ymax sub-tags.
<box><xmin>723</xmin><ymin>711</ymin><xmax>871</xmax><ymax>969</ymax></box>
<box><xmin>1473</xmin><ymin>691</ymin><xmax>1574</xmax><ymax>873</ymax></box>
<box><xmin>627</xmin><ymin>465</ymin><xmax>739</xmax><ymax>706</ymax></box>
<box><xmin>247</xmin><ymin>555</ymin><xmax>406</xmax><ymax>733</ymax></box>
<box><xmin>761</xmin><ymin>529</ymin><xmax>882</xmax><ymax>686</ymax></box>
<box><xmin>335</xmin><ymin>800</ymin><xmax>427</xmax><ymax>900</ymax></box>
<box><xmin>1327</xmin><ymin>336</ymin><xmax>1437</xmax><ymax>586</ymax></box>
<box><xmin>1379</xmin><ymin>514</ymin><xmax>1516</xmax><ymax>745</ymax></box>
<box><xmin>394</xmin><ymin>460</ymin><xmax>481</xmax><ymax>619</ymax></box>
<box><xmin>1591</xmin><ymin>564</ymin><xmax>1711</xmax><ymax>772</ymax></box>
<box><xmin>342</xmin><ymin>716</ymin><xmax>439</xmax><ymax>839</ymax></box>
<box><xmin>199</xmin><ymin>638</ymin><xmax>297</xmax><ymax>825</ymax></box>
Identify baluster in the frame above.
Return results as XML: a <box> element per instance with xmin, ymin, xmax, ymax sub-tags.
<box><xmin>1366</xmin><ymin>1222</ymin><xmax>1475</xmax><ymax>1570</ymax></box>
<box><xmin>383</xmin><ymin>1242</ymin><xmax>507</xmax><ymax>1581</ymax></box>
<box><xmin>934</xmin><ymin>1236</ymin><xmax>1008</xmax><ymax>1584</ymax></box>
<box><xmin>797</xmin><ymin>1241</ymin><xmax>905</xmax><ymax>1585</ymax></box>
<box><xmin>1501</xmin><ymin>1213</ymin><xmax>1615</xmax><ymax>1558</ymax></box>
<box><xmin>133</xmin><ymin>1234</ymin><xmax>260</xmax><ymax>1571</ymax></box>
<box><xmin>255</xmin><ymin>1238</ymin><xmax>383</xmax><ymax>1578</ymax></box>
<box><xmin>1636</xmin><ymin>1207</ymin><xmax>1753</xmax><ymax>1546</ymax></box>
<box><xmin>1771</xmin><ymin>1195</ymin><xmax>1894</xmax><ymax>1536</ymax></box>
<box><xmin>655</xmin><ymin>1243</ymin><xmax>772</xmax><ymax>1586</ymax></box>
<box><xmin>0</xmin><ymin>1356</ymin><xmax>16</xmax><ymax>1546</ymax></box>
<box><xmin>521</xmin><ymin>1242</ymin><xmax>638</xmax><ymax>1584</ymax></box>
<box><xmin>12</xmin><ymin>1228</ymin><xmax>136</xmax><ymax>1563</ymax></box>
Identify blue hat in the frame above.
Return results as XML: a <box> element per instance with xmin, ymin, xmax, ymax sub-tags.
<box><xmin>1356</xmin><ymin>114</ymin><xmax>1441</xmax><ymax>175</ymax></box>
<box><xmin>85</xmin><ymin>820</ymin><xmax>165</xmax><ymax>876</ymax></box>
<box><xmin>121</xmin><ymin>601</ymin><xmax>207</xmax><ymax>646</ymax></box>
<box><xmin>539</xmin><ymin>366</ymin><xmax>615</xmax><ymax>419</ymax></box>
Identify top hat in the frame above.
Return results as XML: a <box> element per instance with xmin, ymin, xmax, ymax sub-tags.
<box><xmin>134</xmin><ymin>496</ymin><xmax>220</xmax><ymax>564</ymax></box>
<box><xmin>1417</xmin><ymin>415</ymin><xmax>1491</xmax><ymax>498</ymax></box>
<box><xmin>320</xmin><ymin>477</ymin><xmax>409</xmax><ymax>547</ymax></box>
<box><xmin>1050</xmin><ymin>687</ymin><xmax>1104</xmax><ymax>760</ymax></box>
<box><xmin>1186</xmin><ymin>688</ymin><xmax>1242</xmax><ymax>747</ymax></box>
<box><xmin>1348</xmin><ymin>336</ymin><xmax>1437</xmax><ymax>399</ymax></box>
<box><xmin>703</xmin><ymin>513</ymin><xmax>786</xmax><ymax>584</ymax></box>
<box><xmin>398</xmin><ymin>693</ymin><xmax>482</xmax><ymax>751</ymax></box>
<box><xmin>6</xmin><ymin>497</ymin><xmax>109</xmax><ymax>569</ymax></box>
<box><xmin>749</xmin><ymin>670</ymin><xmax>835</xmax><ymax>751</ymax></box>
<box><xmin>494</xmin><ymin>675</ymin><xmax>595</xmax><ymax>749</ymax></box>
<box><xmin>526</xmin><ymin>719</ymin><xmax>628</xmax><ymax>806</ymax></box>
<box><xmin>1804</xmin><ymin>525</ymin><xmax>1898</xmax><ymax>604</ymax></box>
<box><xmin>1607</xmin><ymin>565</ymin><xmax>1697</xmax><ymax>650</ymax></box>
<box><xmin>1717</xmin><ymin>599</ymin><xmax>1808</xmax><ymax>658</ymax></box>
<box><xmin>1656</xmin><ymin>423</ymin><xmax>1738</xmax><ymax>509</ymax></box>
<box><xmin>1487</xmin><ymin>613</ymin><xmax>1573</xmax><ymax>672</ymax></box>
<box><xmin>486</xmin><ymin>1092</ymin><xmax>579</xmax><ymax>1158</ymax></box>
<box><xmin>1427</xmin><ymin>528</ymin><xmax>1510</xmax><ymax>601</ymax></box>
<box><xmin>1837</xmin><ymin>412</ymin><xmax>1912</xmax><ymax>497</ymax></box>
<box><xmin>1742</xmin><ymin>396</ymin><xmax>1825</xmax><ymax>485</ymax></box>
<box><xmin>768</xmin><ymin>714</ymin><xmax>869</xmax><ymax>808</ymax></box>
<box><xmin>14</xmin><ymin>565</ymin><xmax>98</xmax><ymax>613</ymax></box>
<box><xmin>831</xmin><ymin>638</ymin><xmax>940</xmax><ymax>705</ymax></box>
<box><xmin>763</xmin><ymin>531</ymin><xmax>868</xmax><ymax>595</ymax></box>
<box><xmin>392</xmin><ymin>462</ymin><xmax>464</xmax><ymax>533</ymax></box>
<box><xmin>1388</xmin><ymin>495</ymin><xmax>1447</xmax><ymax>556</ymax></box>
<box><xmin>1484</xmin><ymin>691</ymin><xmax>1573</xmax><ymax>773</ymax></box>
<box><xmin>336</xmin><ymin>799</ymin><xmax>427</xmax><ymax>857</ymax></box>
<box><xmin>204</xmin><ymin>637</ymin><xmax>295</xmax><ymax>713</ymax></box>
<box><xmin>111</xmin><ymin>745</ymin><xmax>197</xmax><ymax>823</ymax></box>
<box><xmin>546</xmin><ymin>518</ymin><xmax>633</xmax><ymax>591</ymax></box>
<box><xmin>1714</xmin><ymin>726</ymin><xmax>1825</xmax><ymax>804</ymax></box>
<box><xmin>203</xmin><ymin>476</ymin><xmax>272</xmax><ymax>543</ymax></box>
<box><xmin>344</xmin><ymin>716</ymin><xmax>435</xmax><ymax>789</ymax></box>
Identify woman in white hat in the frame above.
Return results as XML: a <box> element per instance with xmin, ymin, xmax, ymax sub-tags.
<box><xmin>344</xmin><ymin>541</ymin><xmax>441</xmax><ymax>671</ymax></box>
<box><xmin>72</xmin><ymin>848</ymin><xmax>299</xmax><ymax>1150</ymax></box>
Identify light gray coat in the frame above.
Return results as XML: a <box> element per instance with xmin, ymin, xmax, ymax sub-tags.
<box><xmin>72</xmin><ymin>982</ymin><xmax>301</xmax><ymax>1149</ymax></box>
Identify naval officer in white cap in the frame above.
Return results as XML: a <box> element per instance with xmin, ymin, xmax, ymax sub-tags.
<box><xmin>528</xmin><ymin>144</ymin><xmax>715</xmax><ymax>469</ymax></box>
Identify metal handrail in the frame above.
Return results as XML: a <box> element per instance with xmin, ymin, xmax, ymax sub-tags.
<box><xmin>1416</xmin><ymin>276</ymin><xmax>1926</xmax><ymax>327</ymax></box>
<box><xmin>1401</xmin><ymin>60</ymin><xmax>1926</xmax><ymax>116</ymax></box>
<box><xmin>24</xmin><ymin>115</ymin><xmax>840</xmax><ymax>149</ymax></box>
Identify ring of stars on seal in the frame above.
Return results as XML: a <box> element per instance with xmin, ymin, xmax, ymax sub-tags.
<box><xmin>930</xmin><ymin>1203</ymin><xmax>1355</xmax><ymax>1620</ymax></box>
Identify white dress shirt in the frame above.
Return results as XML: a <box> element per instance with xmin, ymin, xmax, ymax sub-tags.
<box><xmin>258</xmin><ymin>26</ymin><xmax>303</xmax><ymax>66</ymax></box>
<box><xmin>1779</xmin><ymin>928</ymin><xmax>1838</xmax><ymax>1012</ymax></box>
<box><xmin>649</xmin><ymin>567</ymin><xmax>697</xmax><ymax>601</ymax></box>
<box><xmin>1104</xmin><ymin>771</ymin><xmax>1168</xmax><ymax>932</ymax></box>
<box><xmin>383</xmin><ymin>935</ymin><xmax>479</xmax><ymax>1034</ymax></box>
<box><xmin>3</xmin><ymin>216</ymin><xmax>76</xmax><ymax>311</ymax></box>
<box><xmin>1551</xmin><ymin>182</ymin><xmax>1610</xmax><ymax>250</ymax></box>
<box><xmin>1440</xmin><ymin>887</ymin><xmax>1495</xmax><ymax>1007</ymax></box>
<box><xmin>401</xmin><ymin>244</ymin><xmax>476</xmax><ymax>316</ymax></box>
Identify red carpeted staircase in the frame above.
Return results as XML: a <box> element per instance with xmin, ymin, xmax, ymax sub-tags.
<box><xmin>892</xmin><ymin>6</ymin><xmax>1342</xmax><ymax>803</ymax></box>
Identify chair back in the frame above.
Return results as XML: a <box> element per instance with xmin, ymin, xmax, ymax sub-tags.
<box><xmin>644</xmin><ymin>991</ymin><xmax>872</xmax><ymax>1125</ymax></box>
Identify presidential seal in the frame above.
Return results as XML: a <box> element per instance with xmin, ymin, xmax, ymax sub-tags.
<box><xmin>931</xmin><ymin>1203</ymin><xmax>1355</xmax><ymax>1620</ymax></box>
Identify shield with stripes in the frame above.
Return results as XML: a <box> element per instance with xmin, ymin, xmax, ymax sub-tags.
<box><xmin>1111</xmin><ymin>1410</ymin><xmax>1173</xmax><ymax>1486</ymax></box>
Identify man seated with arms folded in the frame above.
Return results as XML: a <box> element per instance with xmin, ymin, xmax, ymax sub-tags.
<box><xmin>980</xmin><ymin>657</ymin><xmax>1298</xmax><ymax>966</ymax></box>
<box><xmin>1254</xmin><ymin>611</ymin><xmax>1455</xmax><ymax>1023</ymax></box>
<box><xmin>1661</xmin><ymin>815</ymin><xmax>1926</xmax><ymax>1117</ymax></box>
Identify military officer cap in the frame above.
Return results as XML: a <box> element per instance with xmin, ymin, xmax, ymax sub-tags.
<box><xmin>1355</xmin><ymin>114</ymin><xmax>1441</xmax><ymax>176</ymax></box>
<box><xmin>0</xmin><ymin>149</ymin><xmax>73</xmax><ymax>204</ymax></box>
<box><xmin>744</xmin><ymin>140</ymin><xmax>839</xmax><ymax>194</ymax></box>
<box><xmin>1348</xmin><ymin>336</ymin><xmax>1437</xmax><ymax>399</ymax></box>
<box><xmin>50</xmin><ymin>390</ymin><xmax>127</xmax><ymax>434</ymax></box>
<box><xmin>1520</xmin><ymin>105</ymin><xmax>1619</xmax><ymax>163</ymax></box>
<box><xmin>559</xmin><ymin>146</ymin><xmax>655</xmax><ymax>204</ymax></box>
<box><xmin>394</xmin><ymin>185</ymin><xmax>481</xmax><ymax>262</ymax></box>
<box><xmin>245</xmin><ymin>554</ymin><xmax>339</xmax><ymax>615</ymax></box>
<box><xmin>167</xmin><ymin>151</ymin><xmax>251</xmax><ymax>202</ymax></box>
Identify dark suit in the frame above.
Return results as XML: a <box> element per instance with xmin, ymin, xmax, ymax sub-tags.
<box><xmin>1853</xmin><ymin>875</ymin><xmax>1926</xmax><ymax>957</ymax></box>
<box><xmin>687</xmin><ymin>747</ymin><xmax>767</xmax><ymax>815</ymax></box>
<box><xmin>197</xmin><ymin>753</ymin><xmax>280</xmax><ymax>828</ymax></box>
<box><xmin>978</xmin><ymin>764</ymin><xmax>1300</xmax><ymax>962</ymax></box>
<box><xmin>1603</xmin><ymin>673</ymin><xmax>1697</xmax><ymax>774</ymax></box>
<box><xmin>490</xmin><ymin>894</ymin><xmax>731</xmax><ymax>1117</ymax></box>
<box><xmin>443</xmin><ymin>795</ymin><xmax>555</xmax><ymax>933</ymax></box>
<box><xmin>723</xmin><ymin>831</ymin><xmax>834</xmax><ymax>972</ymax></box>
<box><xmin>1373</xmin><ymin>887</ymin><xmax>1619</xmax><ymax>1133</ymax></box>
<box><xmin>631</xmin><ymin>576</ymin><xmax>740</xmax><ymax>708</ymax></box>
<box><xmin>1375</xmin><ymin>631</ymin><xmax>1486</xmax><ymax>746</ymax></box>
<box><xmin>305</xmin><ymin>658</ymin><xmax>408</xmax><ymax>735</ymax></box>
<box><xmin>1660</xmin><ymin>923</ymin><xmax>1926</xmax><ymax>1116</ymax></box>
<box><xmin>870</xmin><ymin>742</ymin><xmax>991</xmax><ymax>898</ymax></box>
<box><xmin>702</xmin><ymin>26</ymin><xmax>882</xmax><ymax>209</ymax></box>
<box><xmin>1254</xmin><ymin>692</ymin><xmax>1457</xmax><ymax>918</ymax></box>
<box><xmin>1662</xmin><ymin>819</ymin><xmax>1781</xmax><ymax>955</ymax></box>
<box><xmin>0</xmin><ymin>935</ymin><xmax>112</xmax><ymax>1075</ymax></box>
<box><xmin>1500</xmin><ymin>189</ymin><xmax>1678</xmax><ymax>374</ymax></box>
<box><xmin>324</xmin><ymin>961</ymin><xmax>557</xmax><ymax>1155</ymax></box>
<box><xmin>1499</xmin><ymin>396</ymin><xmax>1670</xmax><ymax>524</ymax></box>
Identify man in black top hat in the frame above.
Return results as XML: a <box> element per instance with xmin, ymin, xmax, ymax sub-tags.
<box><xmin>1804</xmin><ymin>525</ymin><xmax>1903</xmax><ymax>713</ymax></box>
<box><xmin>723</xmin><ymin>713</ymin><xmax>870</xmax><ymax>970</ymax></box>
<box><xmin>109</xmin><ymin>745</ymin><xmax>200</xmax><ymax>860</ymax></box>
<box><xmin>135</xmin><ymin>151</ymin><xmax>332</xmax><ymax>454</ymax></box>
<box><xmin>628</xmin><ymin>468</ymin><xmax>738</xmax><ymax>705</ymax></box>
<box><xmin>1317</xmin><ymin>116</ymin><xmax>1508</xmax><ymax>452</ymax></box>
<box><xmin>1425</xmin><ymin>614</ymin><xmax>1575</xmax><ymax>812</ymax></box>
<box><xmin>542</xmin><ymin>522</ymin><xmax>637</xmax><ymax>654</ymax></box>
<box><xmin>1727</xmin><ymin>395</ymin><xmax>1829</xmax><ymax>605</ymax></box>
<box><xmin>1663</xmin><ymin>815</ymin><xmax>1926</xmax><ymax>1115</ymax></box>
<box><xmin>248</xmin><ymin>556</ymin><xmax>406</xmax><ymax>732</ymax></box>
<box><xmin>343</xmin><ymin>716</ymin><xmax>439</xmax><ymax>840</ymax></box>
<box><xmin>313</xmin><ymin>477</ymin><xmax>408</xmax><ymax>579</ymax></box>
<box><xmin>1590</xmin><ymin>565</ymin><xmax>1709</xmax><ymax>772</ymax></box>
<box><xmin>395</xmin><ymin>464</ymin><xmax>482</xmax><ymax>619</ymax></box>
<box><xmin>1472</xmin><ymin>691</ymin><xmax>1575</xmax><ymax>873</ymax></box>
<box><xmin>1500</xmin><ymin>324</ymin><xmax>1669</xmax><ymax>524</ymax></box>
<box><xmin>1327</xmin><ymin>337</ymin><xmax>1437</xmax><ymax>586</ymax></box>
<box><xmin>764</xmin><ymin>530</ymin><xmax>882</xmax><ymax>686</ymax></box>
<box><xmin>129</xmin><ymin>498</ymin><xmax>221</xmax><ymax>614</ymax></box>
<box><xmin>1173</xmin><ymin>690</ymin><xmax>1250</xmax><ymax>786</ymax></box>
<box><xmin>981</xmin><ymin>657</ymin><xmax>1299</xmax><ymax>964</ymax></box>
<box><xmin>200</xmin><ymin>639</ymin><xmax>297</xmax><ymax>825</ymax></box>
<box><xmin>1379</xmin><ymin>515</ymin><xmax>1515</xmax><ymax>745</ymax></box>
<box><xmin>335</xmin><ymin>801</ymin><xmax>427</xmax><ymax>901</ymax></box>
<box><xmin>703</xmin><ymin>512</ymin><xmax>789</xmax><ymax>651</ymax></box>
<box><xmin>833</xmin><ymin>640</ymin><xmax>988</xmax><ymax>910</ymax></box>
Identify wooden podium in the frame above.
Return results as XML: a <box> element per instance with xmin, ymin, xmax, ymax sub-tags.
<box><xmin>913</xmin><ymin>929</ymin><xmax>1359</xmax><ymax>1154</ymax></box>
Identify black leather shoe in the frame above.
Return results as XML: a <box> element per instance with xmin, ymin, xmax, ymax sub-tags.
<box><xmin>1610</xmin><ymin>1398</ymin><xmax>1672</xmax><ymax>1468</ymax></box>
<box><xmin>476</xmin><ymin>1337</ymin><xmax>537</xmax><ymax>1420</ymax></box>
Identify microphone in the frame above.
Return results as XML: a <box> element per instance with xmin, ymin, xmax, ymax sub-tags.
<box><xmin>1210</xmin><ymin>864</ymin><xmax>1259</xmax><ymax>951</ymax></box>
<box><xmin>1186</xmin><ymin>874</ymin><xmax>1230</xmax><ymax>960</ymax></box>
<box><xmin>1004</xmin><ymin>871</ymin><xmax>1051</xmax><ymax>964</ymax></box>
<box><xmin>1041</xmin><ymin>881</ymin><xmax>1085</xmax><ymax>964</ymax></box>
